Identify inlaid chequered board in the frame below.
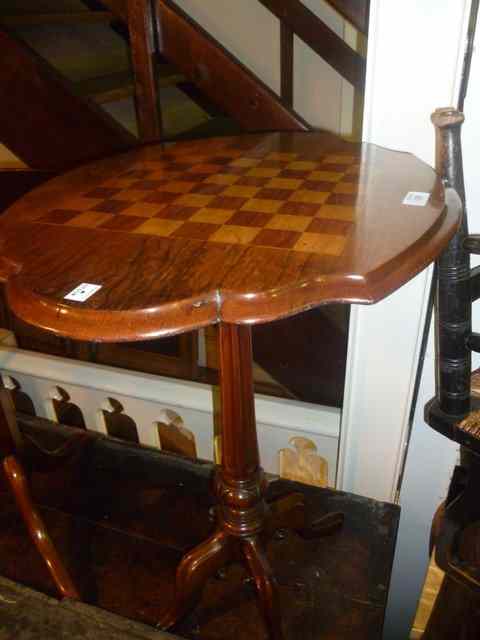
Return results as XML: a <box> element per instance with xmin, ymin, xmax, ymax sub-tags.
<box><xmin>39</xmin><ymin>143</ymin><xmax>361</xmax><ymax>257</ymax></box>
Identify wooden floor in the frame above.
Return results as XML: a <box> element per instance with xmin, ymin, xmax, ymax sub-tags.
<box><xmin>0</xmin><ymin>443</ymin><xmax>399</xmax><ymax>639</ymax></box>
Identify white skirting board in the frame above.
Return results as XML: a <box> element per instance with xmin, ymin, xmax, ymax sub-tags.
<box><xmin>0</xmin><ymin>331</ymin><xmax>340</xmax><ymax>485</ymax></box>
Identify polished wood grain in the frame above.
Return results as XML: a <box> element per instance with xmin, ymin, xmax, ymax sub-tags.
<box><xmin>0</xmin><ymin>131</ymin><xmax>459</xmax><ymax>343</ymax></box>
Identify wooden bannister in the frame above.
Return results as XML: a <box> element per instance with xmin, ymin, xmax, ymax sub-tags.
<box><xmin>155</xmin><ymin>0</ymin><xmax>309</xmax><ymax>131</ymax></box>
<box><xmin>0</xmin><ymin>29</ymin><xmax>136</xmax><ymax>171</ymax></box>
<box><xmin>100</xmin><ymin>0</ymin><xmax>368</xmax><ymax>128</ymax></box>
<box><xmin>327</xmin><ymin>0</ymin><xmax>370</xmax><ymax>35</ymax></box>
<box><xmin>258</xmin><ymin>0</ymin><xmax>366</xmax><ymax>90</ymax></box>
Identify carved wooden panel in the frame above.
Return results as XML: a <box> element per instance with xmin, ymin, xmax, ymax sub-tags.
<box><xmin>2</xmin><ymin>375</ymin><xmax>36</xmax><ymax>416</ymax></box>
<box><xmin>156</xmin><ymin>409</ymin><xmax>196</xmax><ymax>459</ymax></box>
<box><xmin>49</xmin><ymin>387</ymin><xmax>86</xmax><ymax>430</ymax></box>
<box><xmin>279</xmin><ymin>436</ymin><xmax>328</xmax><ymax>487</ymax></box>
<box><xmin>101</xmin><ymin>397</ymin><xmax>140</xmax><ymax>443</ymax></box>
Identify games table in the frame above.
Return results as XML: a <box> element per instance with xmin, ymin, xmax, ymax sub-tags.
<box><xmin>0</xmin><ymin>130</ymin><xmax>461</xmax><ymax>639</ymax></box>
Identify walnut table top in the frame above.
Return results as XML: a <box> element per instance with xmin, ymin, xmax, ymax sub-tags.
<box><xmin>0</xmin><ymin>131</ymin><xmax>460</xmax><ymax>342</ymax></box>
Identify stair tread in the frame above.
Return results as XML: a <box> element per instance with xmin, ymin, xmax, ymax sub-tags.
<box><xmin>0</xmin><ymin>1</ymin><xmax>87</xmax><ymax>14</ymax></box>
<box><xmin>101</xmin><ymin>86</ymin><xmax>212</xmax><ymax>138</ymax></box>
<box><xmin>75</xmin><ymin>66</ymin><xmax>185</xmax><ymax>104</ymax></box>
<box><xmin>0</xmin><ymin>11</ymin><xmax>113</xmax><ymax>26</ymax></box>
<box><xmin>10</xmin><ymin>22</ymin><xmax>131</xmax><ymax>83</ymax></box>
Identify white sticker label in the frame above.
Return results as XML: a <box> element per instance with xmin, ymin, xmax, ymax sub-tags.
<box><xmin>403</xmin><ymin>191</ymin><xmax>430</xmax><ymax>207</ymax></box>
<box><xmin>64</xmin><ymin>283</ymin><xmax>102</xmax><ymax>302</ymax></box>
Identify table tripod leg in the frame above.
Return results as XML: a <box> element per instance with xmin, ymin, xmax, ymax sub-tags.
<box><xmin>242</xmin><ymin>536</ymin><xmax>284</xmax><ymax>640</ymax></box>
<box><xmin>158</xmin><ymin>529</ymin><xmax>231</xmax><ymax>629</ymax></box>
<box><xmin>217</xmin><ymin>323</ymin><xmax>284</xmax><ymax>638</ymax></box>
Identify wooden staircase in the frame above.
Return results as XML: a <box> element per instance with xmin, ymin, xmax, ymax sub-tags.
<box><xmin>0</xmin><ymin>0</ymin><xmax>369</xmax><ymax>408</ymax></box>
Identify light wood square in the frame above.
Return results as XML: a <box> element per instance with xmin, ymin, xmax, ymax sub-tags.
<box><xmin>266</xmin><ymin>178</ymin><xmax>303</xmax><ymax>190</ymax></box>
<box><xmin>287</xmin><ymin>161</ymin><xmax>318</xmax><ymax>171</ymax></box>
<box><xmin>223</xmin><ymin>185</ymin><xmax>260</xmax><ymax>199</ymax></box>
<box><xmin>308</xmin><ymin>171</ymin><xmax>343</xmax><ymax>183</ymax></box>
<box><xmin>229</xmin><ymin>158</ymin><xmax>261</xmax><ymax>168</ymax></box>
<box><xmin>295</xmin><ymin>233</ymin><xmax>346</xmax><ymax>255</ymax></box>
<box><xmin>175</xmin><ymin>193</ymin><xmax>216</xmax><ymax>208</ymax></box>
<box><xmin>317</xmin><ymin>204</ymin><xmax>356</xmax><ymax>221</ymax></box>
<box><xmin>266</xmin><ymin>152</ymin><xmax>298</xmax><ymax>161</ymax></box>
<box><xmin>205</xmin><ymin>174</ymin><xmax>240</xmax><ymax>186</ymax></box>
<box><xmin>289</xmin><ymin>190</ymin><xmax>329</xmax><ymax>205</ymax></box>
<box><xmin>66</xmin><ymin>211</ymin><xmax>112</xmax><ymax>228</ymax></box>
<box><xmin>61</xmin><ymin>196</ymin><xmax>102</xmax><ymax>210</ymax></box>
<box><xmin>190</xmin><ymin>208</ymin><xmax>234</xmax><ymax>224</ymax></box>
<box><xmin>246</xmin><ymin>167</ymin><xmax>281</xmax><ymax>178</ymax></box>
<box><xmin>333</xmin><ymin>182</ymin><xmax>357</xmax><ymax>194</ymax></box>
<box><xmin>241</xmin><ymin>199</ymin><xmax>282</xmax><ymax>214</ymax></box>
<box><xmin>132</xmin><ymin>218</ymin><xmax>183</xmax><ymax>237</ymax></box>
<box><xmin>266</xmin><ymin>214</ymin><xmax>312</xmax><ymax>232</ymax></box>
<box><xmin>122</xmin><ymin>202</ymin><xmax>163</xmax><ymax>218</ymax></box>
<box><xmin>210</xmin><ymin>225</ymin><xmax>260</xmax><ymax>245</ymax></box>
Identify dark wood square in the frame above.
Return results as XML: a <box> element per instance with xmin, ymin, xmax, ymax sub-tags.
<box><xmin>99</xmin><ymin>215</ymin><xmax>147</xmax><ymax>232</ymax></box>
<box><xmin>326</xmin><ymin>193</ymin><xmax>358</xmax><ymax>206</ymax></box>
<box><xmin>90</xmin><ymin>199</ymin><xmax>131</xmax><ymax>214</ymax></box>
<box><xmin>304</xmin><ymin>181</ymin><xmax>336</xmax><ymax>192</ymax></box>
<box><xmin>154</xmin><ymin>205</ymin><xmax>198</xmax><ymax>220</ymax></box>
<box><xmin>40</xmin><ymin>209</ymin><xmax>80</xmax><ymax>224</ymax></box>
<box><xmin>120</xmin><ymin>169</ymin><xmax>152</xmax><ymax>179</ymax></box>
<box><xmin>84</xmin><ymin>187</ymin><xmax>121</xmax><ymax>199</ymax></box>
<box><xmin>227</xmin><ymin>211</ymin><xmax>273</xmax><ymax>227</ymax></box>
<box><xmin>129</xmin><ymin>180</ymin><xmax>167</xmax><ymax>191</ymax></box>
<box><xmin>307</xmin><ymin>218</ymin><xmax>354</xmax><ymax>235</ymax></box>
<box><xmin>208</xmin><ymin>196</ymin><xmax>249</xmax><ymax>210</ymax></box>
<box><xmin>253</xmin><ymin>228</ymin><xmax>301</xmax><ymax>249</ymax></box>
<box><xmin>142</xmin><ymin>192</ymin><xmax>180</xmax><ymax>205</ymax></box>
<box><xmin>190</xmin><ymin>183</ymin><xmax>225</xmax><ymax>196</ymax></box>
<box><xmin>279</xmin><ymin>201</ymin><xmax>323</xmax><ymax>217</ymax></box>
<box><xmin>171</xmin><ymin>221</ymin><xmax>219</xmax><ymax>240</ymax></box>
<box><xmin>255</xmin><ymin>188</ymin><xmax>293</xmax><ymax>201</ymax></box>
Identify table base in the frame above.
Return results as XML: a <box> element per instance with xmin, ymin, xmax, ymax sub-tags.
<box><xmin>158</xmin><ymin>324</ymin><xmax>343</xmax><ymax>640</ymax></box>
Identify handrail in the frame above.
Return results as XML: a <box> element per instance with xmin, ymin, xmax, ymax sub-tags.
<box><xmin>327</xmin><ymin>0</ymin><xmax>370</xmax><ymax>35</ymax></box>
<box><xmin>156</xmin><ymin>0</ymin><xmax>309</xmax><ymax>131</ymax></box>
<box><xmin>100</xmin><ymin>0</ymin><xmax>367</xmax><ymax>119</ymax></box>
<box><xmin>257</xmin><ymin>0</ymin><xmax>366</xmax><ymax>91</ymax></box>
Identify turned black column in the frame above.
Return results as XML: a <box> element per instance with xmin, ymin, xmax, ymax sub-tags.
<box><xmin>431</xmin><ymin>108</ymin><xmax>471</xmax><ymax>418</ymax></box>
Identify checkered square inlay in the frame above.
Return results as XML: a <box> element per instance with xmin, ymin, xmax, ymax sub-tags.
<box><xmin>39</xmin><ymin>144</ymin><xmax>362</xmax><ymax>257</ymax></box>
